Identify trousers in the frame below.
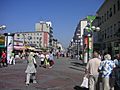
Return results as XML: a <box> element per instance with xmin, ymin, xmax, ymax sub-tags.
<box><xmin>26</xmin><ymin>73</ymin><xmax>36</xmax><ymax>84</ymax></box>
<box><xmin>89</xmin><ymin>75</ymin><xmax>99</xmax><ymax>90</ymax></box>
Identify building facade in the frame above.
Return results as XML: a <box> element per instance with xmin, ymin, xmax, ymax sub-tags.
<box><xmin>35</xmin><ymin>21</ymin><xmax>53</xmax><ymax>49</ymax></box>
<box><xmin>69</xmin><ymin>19</ymin><xmax>88</xmax><ymax>60</ymax></box>
<box><xmin>96</xmin><ymin>0</ymin><xmax>120</xmax><ymax>58</ymax></box>
<box><xmin>14</xmin><ymin>31</ymin><xmax>50</xmax><ymax>49</ymax></box>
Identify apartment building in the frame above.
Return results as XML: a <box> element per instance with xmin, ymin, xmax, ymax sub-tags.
<box><xmin>96</xmin><ymin>0</ymin><xmax>120</xmax><ymax>57</ymax></box>
<box><xmin>68</xmin><ymin>19</ymin><xmax>88</xmax><ymax>60</ymax></box>
<box><xmin>14</xmin><ymin>31</ymin><xmax>49</xmax><ymax>49</ymax></box>
<box><xmin>35</xmin><ymin>21</ymin><xmax>53</xmax><ymax>48</ymax></box>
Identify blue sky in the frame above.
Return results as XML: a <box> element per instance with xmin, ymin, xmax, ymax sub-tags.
<box><xmin>0</xmin><ymin>0</ymin><xmax>104</xmax><ymax>48</ymax></box>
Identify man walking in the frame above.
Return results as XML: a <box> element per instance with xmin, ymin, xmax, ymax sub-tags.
<box><xmin>85</xmin><ymin>51</ymin><xmax>101</xmax><ymax>90</ymax></box>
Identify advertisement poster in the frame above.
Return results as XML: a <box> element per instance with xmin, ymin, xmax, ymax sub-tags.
<box><xmin>7</xmin><ymin>35</ymin><xmax>14</xmax><ymax>63</ymax></box>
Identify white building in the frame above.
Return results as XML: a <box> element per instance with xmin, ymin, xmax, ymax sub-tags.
<box><xmin>35</xmin><ymin>21</ymin><xmax>53</xmax><ymax>49</ymax></box>
<box><xmin>14</xmin><ymin>31</ymin><xmax>50</xmax><ymax>49</ymax></box>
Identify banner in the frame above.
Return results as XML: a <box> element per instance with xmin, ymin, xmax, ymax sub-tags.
<box><xmin>7</xmin><ymin>35</ymin><xmax>14</xmax><ymax>63</ymax></box>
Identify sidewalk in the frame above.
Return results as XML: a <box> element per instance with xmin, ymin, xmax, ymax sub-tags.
<box><xmin>0</xmin><ymin>57</ymin><xmax>86</xmax><ymax>90</ymax></box>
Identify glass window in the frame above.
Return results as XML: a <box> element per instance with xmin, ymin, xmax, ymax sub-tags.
<box><xmin>114</xmin><ymin>4</ymin><xmax>116</xmax><ymax>14</ymax></box>
<box><xmin>109</xmin><ymin>8</ymin><xmax>112</xmax><ymax>17</ymax></box>
<box><xmin>102</xmin><ymin>16</ymin><xmax>104</xmax><ymax>23</ymax></box>
<box><xmin>104</xmin><ymin>13</ymin><xmax>106</xmax><ymax>22</ymax></box>
<box><xmin>117</xmin><ymin>0</ymin><xmax>120</xmax><ymax>11</ymax></box>
<box><xmin>107</xmin><ymin>11</ymin><xmax>109</xmax><ymax>19</ymax></box>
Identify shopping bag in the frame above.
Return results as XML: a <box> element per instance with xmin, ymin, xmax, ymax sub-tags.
<box><xmin>80</xmin><ymin>76</ymin><xmax>88</xmax><ymax>88</ymax></box>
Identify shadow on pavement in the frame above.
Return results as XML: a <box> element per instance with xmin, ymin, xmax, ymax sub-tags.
<box><xmin>69</xmin><ymin>66</ymin><xmax>85</xmax><ymax>72</ymax></box>
<box><xmin>70</xmin><ymin>61</ymin><xmax>85</xmax><ymax>68</ymax></box>
<box><xmin>74</xmin><ymin>86</ymin><xmax>89</xmax><ymax>90</ymax></box>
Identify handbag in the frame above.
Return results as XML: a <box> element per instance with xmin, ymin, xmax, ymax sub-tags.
<box><xmin>80</xmin><ymin>76</ymin><xmax>88</xmax><ymax>88</ymax></box>
<box><xmin>33</xmin><ymin>57</ymin><xmax>37</xmax><ymax>68</ymax></box>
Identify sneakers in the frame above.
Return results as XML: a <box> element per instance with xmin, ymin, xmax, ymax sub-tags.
<box><xmin>25</xmin><ymin>83</ymin><xmax>29</xmax><ymax>86</ymax></box>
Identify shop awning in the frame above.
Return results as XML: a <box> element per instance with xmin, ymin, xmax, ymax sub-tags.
<box><xmin>14</xmin><ymin>46</ymin><xmax>25</xmax><ymax>50</ymax></box>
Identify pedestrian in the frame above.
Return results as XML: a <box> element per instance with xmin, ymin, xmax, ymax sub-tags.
<box><xmin>4</xmin><ymin>50</ymin><xmax>8</xmax><ymax>66</ymax></box>
<box><xmin>114</xmin><ymin>54</ymin><xmax>119</xmax><ymax>66</ymax></box>
<box><xmin>9</xmin><ymin>51</ymin><xmax>15</xmax><ymax>65</ymax></box>
<box><xmin>44</xmin><ymin>52</ymin><xmax>50</xmax><ymax>68</ymax></box>
<box><xmin>1</xmin><ymin>50</ymin><xmax>7</xmax><ymax>67</ymax></box>
<box><xmin>98</xmin><ymin>54</ymin><xmax>116</xmax><ymax>90</ymax></box>
<box><xmin>25</xmin><ymin>51</ymin><xmax>37</xmax><ymax>86</ymax></box>
<box><xmin>49</xmin><ymin>51</ymin><xmax>54</xmax><ymax>68</ymax></box>
<box><xmin>39</xmin><ymin>51</ymin><xmax>45</xmax><ymax>67</ymax></box>
<box><xmin>85</xmin><ymin>51</ymin><xmax>101</xmax><ymax>90</ymax></box>
<box><xmin>114</xmin><ymin>54</ymin><xmax>120</xmax><ymax>90</ymax></box>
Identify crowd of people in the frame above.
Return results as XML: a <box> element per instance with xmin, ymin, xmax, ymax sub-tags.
<box><xmin>0</xmin><ymin>49</ymin><xmax>55</xmax><ymax>86</ymax></box>
<box><xmin>85</xmin><ymin>51</ymin><xmax>120</xmax><ymax>90</ymax></box>
<box><xmin>0</xmin><ymin>49</ymin><xmax>120</xmax><ymax>89</ymax></box>
<box><xmin>0</xmin><ymin>50</ymin><xmax>23</xmax><ymax>67</ymax></box>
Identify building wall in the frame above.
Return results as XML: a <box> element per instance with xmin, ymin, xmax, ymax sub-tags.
<box><xmin>14</xmin><ymin>31</ymin><xmax>50</xmax><ymax>48</ymax></box>
<box><xmin>35</xmin><ymin>21</ymin><xmax>53</xmax><ymax>49</ymax></box>
<box><xmin>35</xmin><ymin>21</ymin><xmax>51</xmax><ymax>32</ymax></box>
<box><xmin>96</xmin><ymin>0</ymin><xmax>120</xmax><ymax>57</ymax></box>
<box><xmin>81</xmin><ymin>20</ymin><xmax>87</xmax><ymax>46</ymax></box>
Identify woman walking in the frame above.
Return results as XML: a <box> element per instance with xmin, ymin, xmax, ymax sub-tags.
<box><xmin>25</xmin><ymin>51</ymin><xmax>37</xmax><ymax>86</ymax></box>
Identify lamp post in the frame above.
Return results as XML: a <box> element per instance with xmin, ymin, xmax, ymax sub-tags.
<box><xmin>76</xmin><ymin>33</ymin><xmax>81</xmax><ymax>60</ymax></box>
<box><xmin>0</xmin><ymin>25</ymin><xmax>6</xmax><ymax>30</ymax></box>
<box><xmin>85</xmin><ymin>16</ymin><xmax>100</xmax><ymax>60</ymax></box>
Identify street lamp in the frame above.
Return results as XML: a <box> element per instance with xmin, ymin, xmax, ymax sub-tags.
<box><xmin>75</xmin><ymin>34</ymin><xmax>81</xmax><ymax>60</ymax></box>
<box><xmin>85</xmin><ymin>16</ymin><xmax>100</xmax><ymax>60</ymax></box>
<box><xmin>0</xmin><ymin>25</ymin><xmax>6</xmax><ymax>30</ymax></box>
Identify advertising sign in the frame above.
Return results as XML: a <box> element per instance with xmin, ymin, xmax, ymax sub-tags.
<box><xmin>7</xmin><ymin>35</ymin><xmax>14</xmax><ymax>63</ymax></box>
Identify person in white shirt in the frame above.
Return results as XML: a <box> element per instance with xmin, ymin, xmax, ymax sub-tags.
<box><xmin>85</xmin><ymin>51</ymin><xmax>101</xmax><ymax>90</ymax></box>
<box><xmin>39</xmin><ymin>52</ymin><xmax>45</xmax><ymax>67</ymax></box>
<box><xmin>49</xmin><ymin>51</ymin><xmax>54</xmax><ymax>68</ymax></box>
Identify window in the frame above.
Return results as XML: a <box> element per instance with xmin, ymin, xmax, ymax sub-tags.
<box><xmin>104</xmin><ymin>13</ymin><xmax>106</xmax><ymax>22</ymax></box>
<box><xmin>114</xmin><ymin>24</ymin><xmax>116</xmax><ymax>37</ymax></box>
<box><xmin>107</xmin><ymin>11</ymin><xmax>109</xmax><ymax>19</ymax></box>
<box><xmin>99</xmin><ymin>17</ymin><xmax>101</xmax><ymax>25</ymax></box>
<box><xmin>102</xmin><ymin>16</ymin><xmax>104</xmax><ymax>23</ymax></box>
<box><xmin>117</xmin><ymin>0</ymin><xmax>120</xmax><ymax>11</ymax></box>
<box><xmin>109</xmin><ymin>8</ymin><xmax>112</xmax><ymax>17</ymax></box>
<box><xmin>110</xmin><ymin>25</ymin><xmax>113</xmax><ymax>37</ymax></box>
<box><xmin>107</xmin><ymin>27</ymin><xmax>109</xmax><ymax>38</ymax></box>
<box><xmin>114</xmin><ymin>4</ymin><xmax>116</xmax><ymax>14</ymax></box>
<box><xmin>114</xmin><ymin>42</ymin><xmax>119</xmax><ymax>47</ymax></box>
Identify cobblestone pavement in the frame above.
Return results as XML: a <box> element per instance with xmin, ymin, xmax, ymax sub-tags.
<box><xmin>0</xmin><ymin>57</ymin><xmax>85</xmax><ymax>90</ymax></box>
